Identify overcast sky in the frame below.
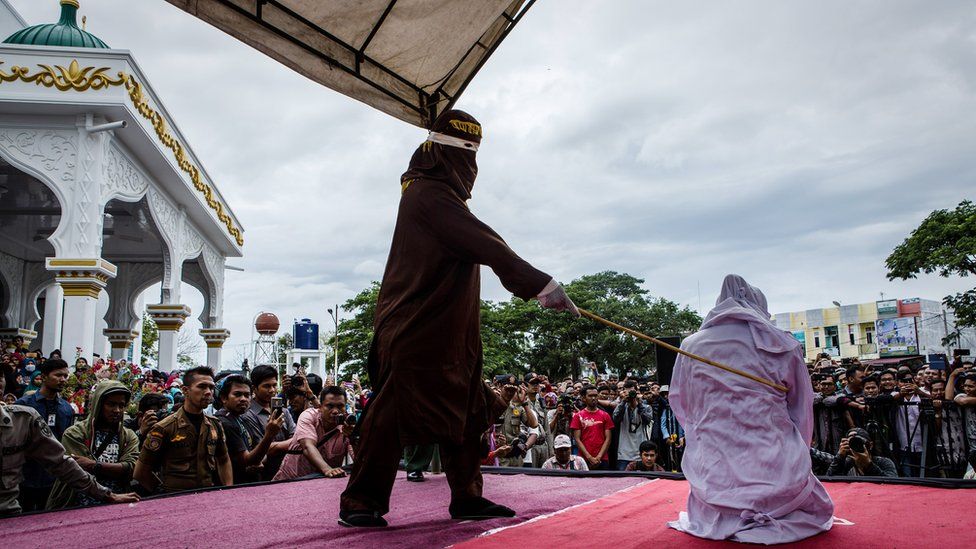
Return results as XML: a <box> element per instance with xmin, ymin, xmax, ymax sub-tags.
<box><xmin>8</xmin><ymin>1</ymin><xmax>976</xmax><ymax>366</ymax></box>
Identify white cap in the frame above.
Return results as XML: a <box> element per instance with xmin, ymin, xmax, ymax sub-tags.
<box><xmin>660</xmin><ymin>385</ymin><xmax>670</xmax><ymax>392</ymax></box>
<box><xmin>554</xmin><ymin>434</ymin><xmax>572</xmax><ymax>449</ymax></box>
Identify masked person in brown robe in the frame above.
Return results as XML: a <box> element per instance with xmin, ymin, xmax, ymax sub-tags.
<box><xmin>338</xmin><ymin>110</ymin><xmax>578</xmax><ymax>528</ymax></box>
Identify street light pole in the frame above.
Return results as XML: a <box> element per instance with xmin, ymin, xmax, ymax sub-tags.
<box><xmin>327</xmin><ymin>305</ymin><xmax>339</xmax><ymax>383</ymax></box>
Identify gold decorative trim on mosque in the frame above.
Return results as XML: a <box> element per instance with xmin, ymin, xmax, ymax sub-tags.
<box><xmin>0</xmin><ymin>59</ymin><xmax>244</xmax><ymax>246</ymax></box>
<box><xmin>60</xmin><ymin>281</ymin><xmax>103</xmax><ymax>298</ymax></box>
<box><xmin>48</xmin><ymin>257</ymin><xmax>117</xmax><ymax>275</ymax></box>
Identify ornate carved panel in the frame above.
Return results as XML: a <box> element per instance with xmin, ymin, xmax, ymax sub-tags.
<box><xmin>101</xmin><ymin>141</ymin><xmax>149</xmax><ymax>203</ymax></box>
<box><xmin>0</xmin><ymin>128</ymin><xmax>77</xmax><ymax>184</ymax></box>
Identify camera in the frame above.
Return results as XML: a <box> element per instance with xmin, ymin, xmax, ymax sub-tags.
<box><xmin>848</xmin><ymin>435</ymin><xmax>867</xmax><ymax>453</ymax></box>
<box><xmin>271</xmin><ymin>396</ymin><xmax>284</xmax><ymax>411</ymax></box>
<box><xmin>627</xmin><ymin>389</ymin><xmax>638</xmax><ymax>400</ymax></box>
<box><xmin>507</xmin><ymin>433</ymin><xmax>528</xmax><ymax>459</ymax></box>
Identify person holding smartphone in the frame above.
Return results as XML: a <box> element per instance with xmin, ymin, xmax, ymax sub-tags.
<box><xmin>241</xmin><ymin>365</ymin><xmax>296</xmax><ymax>480</ymax></box>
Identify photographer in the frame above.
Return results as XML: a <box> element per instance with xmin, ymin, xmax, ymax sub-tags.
<box><xmin>497</xmin><ymin>385</ymin><xmax>539</xmax><ymax>467</ymax></box>
<box><xmin>826</xmin><ymin>427</ymin><xmax>897</xmax><ymax>477</ymax></box>
<box><xmin>613</xmin><ymin>381</ymin><xmax>654</xmax><ymax>470</ymax></box>
<box><xmin>125</xmin><ymin>393</ymin><xmax>171</xmax><ymax>449</ymax></box>
<box><xmin>893</xmin><ymin>371</ymin><xmax>926</xmax><ymax>476</ymax></box>
<box><xmin>549</xmin><ymin>393</ymin><xmax>577</xmax><ymax>440</ymax></box>
<box><xmin>860</xmin><ymin>375</ymin><xmax>896</xmax><ymax>458</ymax></box>
<box><xmin>812</xmin><ymin>373</ymin><xmax>853</xmax><ymax>454</ymax></box>
<box><xmin>274</xmin><ymin>386</ymin><xmax>352</xmax><ymax>481</ymax></box>
<box><xmin>243</xmin><ymin>365</ymin><xmax>296</xmax><ymax>479</ymax></box>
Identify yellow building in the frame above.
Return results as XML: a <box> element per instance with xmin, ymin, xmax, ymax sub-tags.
<box><xmin>772</xmin><ymin>298</ymin><xmax>948</xmax><ymax>362</ymax></box>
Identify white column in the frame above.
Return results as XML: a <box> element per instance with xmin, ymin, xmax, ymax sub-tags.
<box><xmin>41</xmin><ymin>284</ymin><xmax>64</xmax><ymax>355</ymax></box>
<box><xmin>45</xmin><ymin>259</ymin><xmax>116</xmax><ymax>364</ymax></box>
<box><xmin>103</xmin><ymin>329</ymin><xmax>139</xmax><ymax>361</ymax></box>
<box><xmin>200</xmin><ymin>328</ymin><xmax>230</xmax><ymax>371</ymax></box>
<box><xmin>147</xmin><ymin>303</ymin><xmax>191</xmax><ymax>371</ymax></box>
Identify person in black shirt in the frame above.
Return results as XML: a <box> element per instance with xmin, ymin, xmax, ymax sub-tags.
<box><xmin>215</xmin><ymin>375</ymin><xmax>285</xmax><ymax>484</ymax></box>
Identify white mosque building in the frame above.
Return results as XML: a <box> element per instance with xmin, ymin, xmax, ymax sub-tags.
<box><xmin>0</xmin><ymin>0</ymin><xmax>242</xmax><ymax>371</ymax></box>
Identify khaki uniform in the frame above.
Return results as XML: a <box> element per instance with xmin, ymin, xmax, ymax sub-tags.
<box><xmin>138</xmin><ymin>408</ymin><xmax>228</xmax><ymax>493</ymax></box>
<box><xmin>1</xmin><ymin>404</ymin><xmax>108</xmax><ymax>515</ymax></box>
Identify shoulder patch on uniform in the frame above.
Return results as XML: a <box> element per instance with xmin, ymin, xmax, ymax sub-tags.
<box><xmin>146</xmin><ymin>433</ymin><xmax>163</xmax><ymax>451</ymax></box>
<box><xmin>34</xmin><ymin>416</ymin><xmax>53</xmax><ymax>438</ymax></box>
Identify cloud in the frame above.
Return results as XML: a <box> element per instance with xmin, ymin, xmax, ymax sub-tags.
<box><xmin>7</xmin><ymin>0</ymin><xmax>975</xmax><ymax>365</ymax></box>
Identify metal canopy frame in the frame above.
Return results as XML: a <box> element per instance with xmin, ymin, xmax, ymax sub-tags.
<box><xmin>168</xmin><ymin>0</ymin><xmax>538</xmax><ymax>128</ymax></box>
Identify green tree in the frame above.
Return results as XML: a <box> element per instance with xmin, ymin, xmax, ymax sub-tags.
<box><xmin>140</xmin><ymin>314</ymin><xmax>158</xmax><ymax>367</ymax></box>
<box><xmin>886</xmin><ymin>199</ymin><xmax>976</xmax><ymax>344</ymax></box>
<box><xmin>326</xmin><ymin>282</ymin><xmax>381</xmax><ymax>382</ymax></box>
<box><xmin>482</xmin><ymin>271</ymin><xmax>702</xmax><ymax>380</ymax></box>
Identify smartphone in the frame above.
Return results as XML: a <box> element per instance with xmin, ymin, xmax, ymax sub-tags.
<box><xmin>271</xmin><ymin>396</ymin><xmax>284</xmax><ymax>411</ymax></box>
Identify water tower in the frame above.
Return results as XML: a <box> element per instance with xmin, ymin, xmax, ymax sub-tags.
<box><xmin>252</xmin><ymin>312</ymin><xmax>281</xmax><ymax>370</ymax></box>
<box><xmin>285</xmin><ymin>318</ymin><xmax>328</xmax><ymax>380</ymax></box>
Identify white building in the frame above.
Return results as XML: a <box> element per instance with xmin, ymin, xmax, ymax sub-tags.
<box><xmin>0</xmin><ymin>0</ymin><xmax>242</xmax><ymax>370</ymax></box>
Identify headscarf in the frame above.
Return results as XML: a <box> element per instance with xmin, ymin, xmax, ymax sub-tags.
<box><xmin>400</xmin><ymin>109</ymin><xmax>482</xmax><ymax>201</ymax></box>
<box><xmin>700</xmin><ymin>274</ymin><xmax>799</xmax><ymax>355</ymax></box>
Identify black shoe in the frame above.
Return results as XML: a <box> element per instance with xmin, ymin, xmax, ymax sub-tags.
<box><xmin>449</xmin><ymin>496</ymin><xmax>516</xmax><ymax>520</ymax></box>
<box><xmin>338</xmin><ymin>511</ymin><xmax>388</xmax><ymax>528</ymax></box>
<box><xmin>406</xmin><ymin>471</ymin><xmax>425</xmax><ymax>482</ymax></box>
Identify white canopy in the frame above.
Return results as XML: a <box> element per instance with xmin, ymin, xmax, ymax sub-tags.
<box><xmin>165</xmin><ymin>0</ymin><xmax>536</xmax><ymax>127</ymax></box>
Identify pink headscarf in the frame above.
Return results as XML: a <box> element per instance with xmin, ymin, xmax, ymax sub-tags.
<box><xmin>701</xmin><ymin>274</ymin><xmax>799</xmax><ymax>355</ymax></box>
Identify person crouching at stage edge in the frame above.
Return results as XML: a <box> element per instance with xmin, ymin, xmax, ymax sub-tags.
<box><xmin>133</xmin><ymin>367</ymin><xmax>232</xmax><ymax>493</ymax></box>
<box><xmin>338</xmin><ymin>110</ymin><xmax>579</xmax><ymax>528</ymax></box>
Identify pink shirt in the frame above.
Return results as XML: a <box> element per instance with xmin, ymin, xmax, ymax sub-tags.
<box><xmin>273</xmin><ymin>408</ymin><xmax>352</xmax><ymax>481</ymax></box>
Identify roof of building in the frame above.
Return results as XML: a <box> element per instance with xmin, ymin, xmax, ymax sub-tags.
<box><xmin>3</xmin><ymin>0</ymin><xmax>108</xmax><ymax>49</ymax></box>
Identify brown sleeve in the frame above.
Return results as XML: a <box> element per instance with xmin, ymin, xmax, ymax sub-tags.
<box><xmin>484</xmin><ymin>384</ymin><xmax>509</xmax><ymax>420</ymax></box>
<box><xmin>414</xmin><ymin>185</ymin><xmax>552</xmax><ymax>300</ymax></box>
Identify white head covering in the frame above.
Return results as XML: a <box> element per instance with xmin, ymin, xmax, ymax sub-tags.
<box><xmin>700</xmin><ymin>274</ymin><xmax>799</xmax><ymax>355</ymax></box>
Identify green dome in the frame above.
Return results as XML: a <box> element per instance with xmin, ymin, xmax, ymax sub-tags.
<box><xmin>3</xmin><ymin>1</ymin><xmax>109</xmax><ymax>49</ymax></box>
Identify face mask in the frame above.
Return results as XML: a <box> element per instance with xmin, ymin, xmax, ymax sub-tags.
<box><xmin>25</xmin><ymin>364</ymin><xmax>35</xmax><ymax>373</ymax></box>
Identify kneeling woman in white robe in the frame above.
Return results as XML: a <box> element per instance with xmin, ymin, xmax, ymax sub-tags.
<box><xmin>667</xmin><ymin>274</ymin><xmax>833</xmax><ymax>544</ymax></box>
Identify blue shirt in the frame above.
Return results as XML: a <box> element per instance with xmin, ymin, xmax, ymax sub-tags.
<box><xmin>15</xmin><ymin>391</ymin><xmax>76</xmax><ymax>488</ymax></box>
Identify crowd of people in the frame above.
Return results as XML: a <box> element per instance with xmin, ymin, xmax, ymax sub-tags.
<box><xmin>808</xmin><ymin>354</ymin><xmax>976</xmax><ymax>479</ymax></box>
<box><xmin>1</xmin><ymin>332</ymin><xmax>974</xmax><ymax>518</ymax></box>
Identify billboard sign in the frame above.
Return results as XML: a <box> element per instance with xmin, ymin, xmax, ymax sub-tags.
<box><xmin>875</xmin><ymin>317</ymin><xmax>918</xmax><ymax>357</ymax></box>
<box><xmin>877</xmin><ymin>300</ymin><xmax>899</xmax><ymax>316</ymax></box>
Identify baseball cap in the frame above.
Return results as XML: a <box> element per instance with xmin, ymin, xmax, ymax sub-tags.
<box><xmin>659</xmin><ymin>385</ymin><xmax>670</xmax><ymax>392</ymax></box>
<box><xmin>523</xmin><ymin>372</ymin><xmax>541</xmax><ymax>384</ymax></box>
<box><xmin>554</xmin><ymin>434</ymin><xmax>572</xmax><ymax>449</ymax></box>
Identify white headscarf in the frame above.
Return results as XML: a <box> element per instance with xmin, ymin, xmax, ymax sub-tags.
<box><xmin>700</xmin><ymin>274</ymin><xmax>799</xmax><ymax>355</ymax></box>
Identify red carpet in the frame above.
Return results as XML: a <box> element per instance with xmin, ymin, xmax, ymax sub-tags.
<box><xmin>456</xmin><ymin>478</ymin><xmax>976</xmax><ymax>549</ymax></box>
<box><xmin>2</xmin><ymin>473</ymin><xmax>973</xmax><ymax>548</ymax></box>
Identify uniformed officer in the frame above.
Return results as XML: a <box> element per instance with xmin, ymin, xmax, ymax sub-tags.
<box><xmin>0</xmin><ymin>371</ymin><xmax>139</xmax><ymax>515</ymax></box>
<box><xmin>133</xmin><ymin>366</ymin><xmax>232</xmax><ymax>493</ymax></box>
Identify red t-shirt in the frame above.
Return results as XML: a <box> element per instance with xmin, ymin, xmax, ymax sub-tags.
<box><xmin>570</xmin><ymin>408</ymin><xmax>614</xmax><ymax>461</ymax></box>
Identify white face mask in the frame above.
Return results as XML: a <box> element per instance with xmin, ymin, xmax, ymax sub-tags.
<box><xmin>24</xmin><ymin>364</ymin><xmax>35</xmax><ymax>373</ymax></box>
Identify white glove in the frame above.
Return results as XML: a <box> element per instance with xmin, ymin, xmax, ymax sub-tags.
<box><xmin>537</xmin><ymin>279</ymin><xmax>580</xmax><ymax>317</ymax></box>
